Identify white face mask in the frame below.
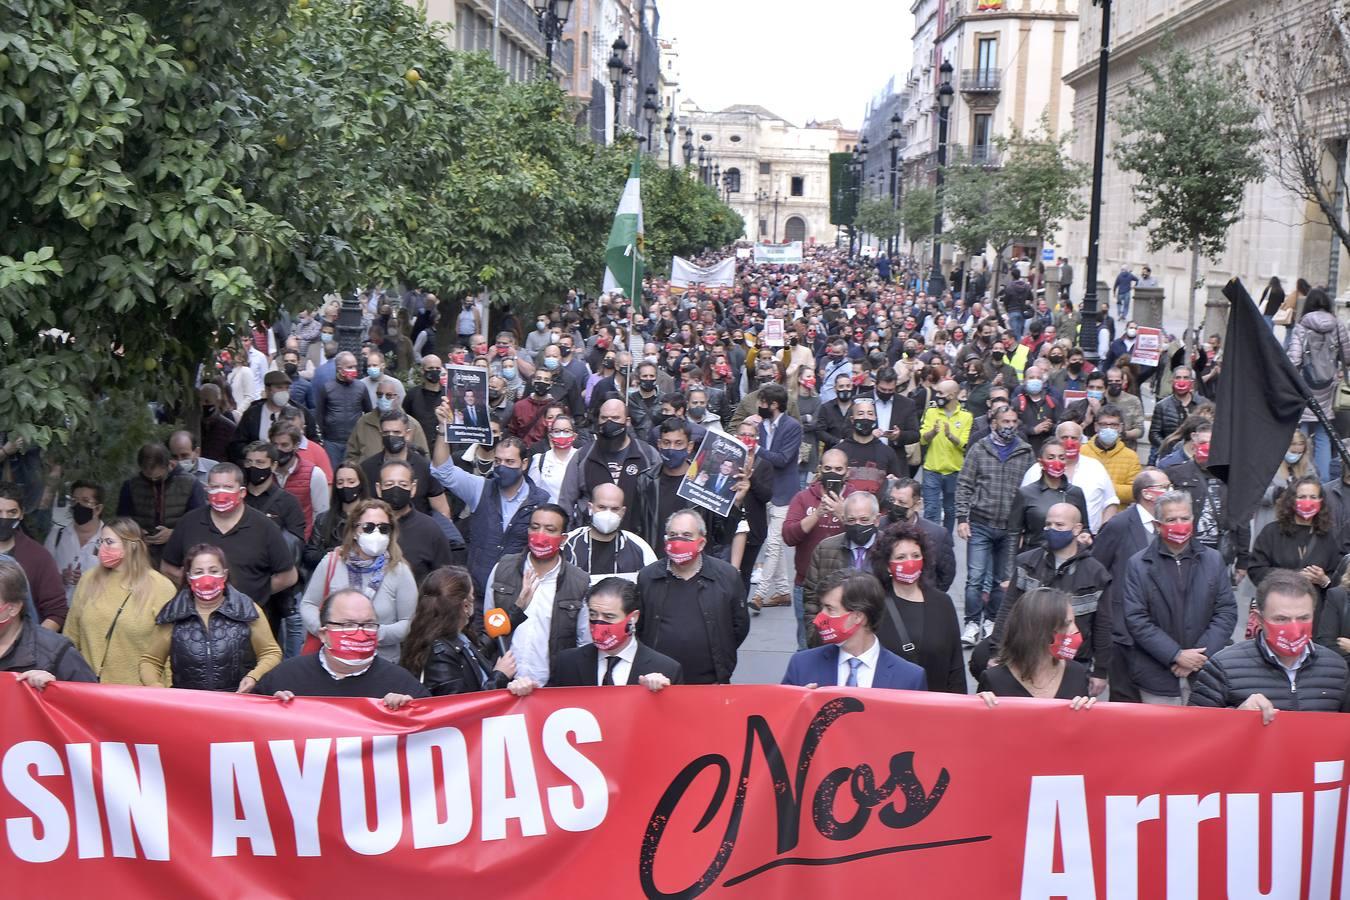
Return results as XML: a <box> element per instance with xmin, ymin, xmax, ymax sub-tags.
<box><xmin>357</xmin><ymin>532</ymin><xmax>390</xmax><ymax>557</ymax></box>
<box><xmin>270</xmin><ymin>390</ymin><xmax>290</xmax><ymax>407</ymax></box>
<box><xmin>590</xmin><ymin>510</ymin><xmax>623</xmax><ymax>535</ymax></box>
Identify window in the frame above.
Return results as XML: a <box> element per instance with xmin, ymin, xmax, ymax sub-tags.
<box><xmin>759</xmin><ymin>218</ymin><xmax>768</xmax><ymax>237</ymax></box>
<box><xmin>725</xmin><ymin>168</ymin><xmax>742</xmax><ymax>193</ymax></box>
<box><xmin>582</xmin><ymin>33</ymin><xmax>589</xmax><ymax>71</ymax></box>
<box><xmin>977</xmin><ymin>38</ymin><xmax>997</xmax><ymax>74</ymax></box>
<box><xmin>790</xmin><ymin>176</ymin><xmax>804</xmax><ymax>197</ymax></box>
<box><xmin>759</xmin><ymin>161</ymin><xmax>771</xmax><ymax>174</ymax></box>
<box><xmin>973</xmin><ymin>114</ymin><xmax>993</xmax><ymax>163</ymax></box>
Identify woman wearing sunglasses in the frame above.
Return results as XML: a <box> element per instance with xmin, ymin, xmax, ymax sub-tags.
<box><xmin>300</xmin><ymin>499</ymin><xmax>417</xmax><ymax>661</ymax></box>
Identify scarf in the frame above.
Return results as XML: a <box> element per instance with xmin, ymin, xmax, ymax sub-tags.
<box><xmin>989</xmin><ymin>430</ymin><xmax>1018</xmax><ymax>462</ymax></box>
<box><xmin>345</xmin><ymin>551</ymin><xmax>388</xmax><ymax>597</ymax></box>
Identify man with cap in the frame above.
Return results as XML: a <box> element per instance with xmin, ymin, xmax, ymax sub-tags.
<box><xmin>229</xmin><ymin>369</ymin><xmax>320</xmax><ymax>464</ymax></box>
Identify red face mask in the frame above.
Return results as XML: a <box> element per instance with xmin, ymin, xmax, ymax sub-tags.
<box><xmin>740</xmin><ymin>435</ymin><xmax>758</xmax><ymax>451</ymax></box>
<box><xmin>528</xmin><ymin>532</ymin><xmax>564</xmax><ymax>559</ymax></box>
<box><xmin>1061</xmin><ymin>438</ymin><xmax>1081</xmax><ymax>459</ymax></box>
<box><xmin>338</xmin><ymin>367</ymin><xmax>359</xmax><ymax>382</ymax></box>
<box><xmin>98</xmin><ymin>543</ymin><xmax>125</xmax><ymax>569</ymax></box>
<box><xmin>1263</xmin><ymin>620</ymin><xmax>1312</xmax><ymax>658</ymax></box>
<box><xmin>665</xmin><ymin>539</ymin><xmax>702</xmax><ymax>565</ymax></box>
<box><xmin>1050</xmin><ymin>631</ymin><xmax>1083</xmax><ymax>660</ymax></box>
<box><xmin>890</xmin><ymin>559</ymin><xmax>923</xmax><ymax>584</ymax></box>
<box><xmin>590</xmin><ymin>614</ymin><xmax>635</xmax><ymax>652</ymax></box>
<box><xmin>551</xmin><ymin>434</ymin><xmax>576</xmax><ymax>450</ymax></box>
<box><xmin>207</xmin><ymin>488</ymin><xmax>242</xmax><ymax>514</ymax></box>
<box><xmin>1172</xmin><ymin>379</ymin><xmax>1193</xmax><ymax>394</ymax></box>
<box><xmin>188</xmin><ymin>573</ymin><xmax>227</xmax><ymax>601</ymax></box>
<box><xmin>1043</xmin><ymin>459</ymin><xmax>1067</xmax><ymax>478</ymax></box>
<box><xmin>1295</xmin><ymin>498</ymin><xmax>1322</xmax><ymax>519</ymax></box>
<box><xmin>1160</xmin><ymin>521</ymin><xmax>1193</xmax><ymax>544</ymax></box>
<box><xmin>326</xmin><ymin>627</ymin><xmax>378</xmax><ymax>663</ymax></box>
<box><xmin>1193</xmin><ymin>441</ymin><xmax>1210</xmax><ymax>465</ymax></box>
<box><xmin>813</xmin><ymin>610</ymin><xmax>860</xmax><ymax>645</ymax></box>
<box><xmin>596</xmin><ymin>338</ymin><xmax>611</xmax><ymax>349</ymax></box>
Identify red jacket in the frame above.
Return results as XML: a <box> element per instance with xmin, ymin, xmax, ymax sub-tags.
<box><xmin>782</xmin><ymin>481</ymin><xmax>865</xmax><ymax>587</ymax></box>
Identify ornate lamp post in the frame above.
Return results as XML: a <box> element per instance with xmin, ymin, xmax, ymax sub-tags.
<box><xmin>927</xmin><ymin>60</ymin><xmax>954</xmax><ymax>296</ymax></box>
<box><xmin>887</xmin><ymin>111</ymin><xmax>902</xmax><ymax>258</ymax></box>
<box><xmin>664</xmin><ymin>112</ymin><xmax>676</xmax><ymax>167</ymax></box>
<box><xmin>642</xmin><ymin>85</ymin><xmax>660</xmax><ymax>154</ymax></box>
<box><xmin>532</xmin><ymin>0</ymin><xmax>574</xmax><ymax>80</ymax></box>
<box><xmin>606</xmin><ymin>36</ymin><xmax>629</xmax><ymax>140</ymax></box>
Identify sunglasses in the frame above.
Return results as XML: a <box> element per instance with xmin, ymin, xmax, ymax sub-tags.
<box><xmin>358</xmin><ymin>522</ymin><xmax>392</xmax><ymax>535</ymax></box>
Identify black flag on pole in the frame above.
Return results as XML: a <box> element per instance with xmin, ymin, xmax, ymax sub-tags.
<box><xmin>1209</xmin><ymin>278</ymin><xmax>1310</xmax><ymax>526</ymax></box>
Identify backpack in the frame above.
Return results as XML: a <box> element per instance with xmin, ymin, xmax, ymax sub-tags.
<box><xmin>1299</xmin><ymin>323</ymin><xmax>1341</xmax><ymax>391</ymax></box>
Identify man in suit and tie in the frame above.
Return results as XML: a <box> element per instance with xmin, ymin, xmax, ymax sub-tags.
<box><xmin>783</xmin><ymin>570</ymin><xmax>927</xmax><ymax>690</ymax></box>
<box><xmin>461</xmin><ymin>389</ymin><xmax>483</xmax><ymax>429</ymax></box>
<box><xmin>710</xmin><ymin>458</ymin><xmax>740</xmax><ymax>500</ymax></box>
<box><xmin>751</xmin><ymin>382</ymin><xmax>805</xmax><ymax>610</ymax></box>
<box><xmin>509</xmin><ymin>577</ymin><xmax>683</xmax><ymax>692</ymax></box>
<box><xmin>1091</xmin><ymin>467</ymin><xmax>1170</xmax><ymax>703</ymax></box>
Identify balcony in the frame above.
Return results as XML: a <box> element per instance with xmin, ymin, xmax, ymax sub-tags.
<box><xmin>969</xmin><ymin>146</ymin><xmax>1000</xmax><ymax>166</ymax></box>
<box><xmin>960</xmin><ymin>68</ymin><xmax>1001</xmax><ymax>92</ymax></box>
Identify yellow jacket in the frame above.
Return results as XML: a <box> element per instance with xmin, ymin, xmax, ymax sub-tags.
<box><xmin>919</xmin><ymin>407</ymin><xmax>974</xmax><ymax>474</ymax></box>
<box><xmin>1081</xmin><ymin>437</ymin><xmax>1141</xmax><ymax>508</ymax></box>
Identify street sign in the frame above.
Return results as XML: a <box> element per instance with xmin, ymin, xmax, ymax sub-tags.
<box><xmin>1041</xmin><ymin>247</ymin><xmax>1056</xmax><ymax>262</ymax></box>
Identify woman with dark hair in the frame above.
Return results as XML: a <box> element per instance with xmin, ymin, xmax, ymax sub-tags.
<box><xmin>1260</xmin><ymin>276</ymin><xmax>1285</xmax><ymax>328</ymax></box>
<box><xmin>1289</xmin><ymin>287</ymin><xmax>1350</xmax><ymax>480</ymax></box>
<box><xmin>400</xmin><ymin>566</ymin><xmax>516</xmax><ymax>695</ymax></box>
<box><xmin>304</xmin><ymin>462</ymin><xmax>369</xmax><ymax>570</ymax></box>
<box><xmin>869</xmin><ymin>521</ymin><xmax>966</xmax><ymax>693</ymax></box>
<box><xmin>976</xmin><ymin>587</ymin><xmax>1094</xmax><ymax>706</ymax></box>
<box><xmin>1248</xmin><ymin>475</ymin><xmax>1341</xmax><ymax>625</ymax></box>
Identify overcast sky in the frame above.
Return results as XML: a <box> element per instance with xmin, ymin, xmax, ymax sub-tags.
<box><xmin>658</xmin><ymin>0</ymin><xmax>914</xmax><ymax>129</ymax></box>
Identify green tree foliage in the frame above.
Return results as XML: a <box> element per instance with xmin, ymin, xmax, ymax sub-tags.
<box><xmin>0</xmin><ymin>0</ymin><xmax>738</xmax><ymax>455</ymax></box>
<box><xmin>1113</xmin><ymin>46</ymin><xmax>1263</xmax><ymax>336</ymax></box>
<box><xmin>995</xmin><ymin>119</ymin><xmax>1088</xmax><ymax>260</ymax></box>
<box><xmin>854</xmin><ymin>197</ymin><xmax>904</xmax><ymax>245</ymax></box>
<box><xmin>637</xmin><ymin>165</ymin><xmax>744</xmax><ymax>276</ymax></box>
<box><xmin>900</xmin><ymin>187</ymin><xmax>937</xmax><ymax>256</ymax></box>
<box><xmin>828</xmin><ymin>151</ymin><xmax>857</xmax><ymax>226</ymax></box>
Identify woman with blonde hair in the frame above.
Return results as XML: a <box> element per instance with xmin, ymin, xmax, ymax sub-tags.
<box><xmin>301</xmin><ymin>498</ymin><xmax>417</xmax><ymax>661</ymax></box>
<box><xmin>63</xmin><ymin>517</ymin><xmax>176</xmax><ymax>684</ymax></box>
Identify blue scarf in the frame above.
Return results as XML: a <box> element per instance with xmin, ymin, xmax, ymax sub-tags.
<box><xmin>988</xmin><ymin>431</ymin><xmax>1018</xmax><ymax>462</ymax></box>
<box><xmin>345</xmin><ymin>551</ymin><xmax>388</xmax><ymax>597</ymax></box>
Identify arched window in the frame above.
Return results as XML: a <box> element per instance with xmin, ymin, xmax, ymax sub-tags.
<box><xmin>783</xmin><ymin>216</ymin><xmax>807</xmax><ymax>243</ymax></box>
<box><xmin>724</xmin><ymin>167</ymin><xmax>742</xmax><ymax>194</ymax></box>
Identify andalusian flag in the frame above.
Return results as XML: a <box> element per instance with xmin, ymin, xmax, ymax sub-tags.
<box><xmin>602</xmin><ymin>152</ymin><xmax>645</xmax><ymax>309</ymax></box>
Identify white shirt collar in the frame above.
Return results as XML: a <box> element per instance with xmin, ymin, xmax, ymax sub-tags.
<box><xmin>840</xmin><ymin>635</ymin><xmax>882</xmax><ymax>669</ymax></box>
<box><xmin>1136</xmin><ymin>503</ymin><xmax>1154</xmax><ymax>525</ymax></box>
<box><xmin>318</xmin><ymin>648</ymin><xmax>374</xmax><ymax>680</ymax></box>
<box><xmin>604</xmin><ymin>638</ymin><xmax>640</xmax><ymax>664</ymax></box>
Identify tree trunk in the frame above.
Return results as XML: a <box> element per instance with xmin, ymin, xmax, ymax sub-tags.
<box><xmin>1187</xmin><ymin>239</ymin><xmax>1201</xmax><ymax>352</ymax></box>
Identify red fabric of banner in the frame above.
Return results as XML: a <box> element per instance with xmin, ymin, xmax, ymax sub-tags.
<box><xmin>1</xmin><ymin>677</ymin><xmax>1347</xmax><ymax>898</ymax></box>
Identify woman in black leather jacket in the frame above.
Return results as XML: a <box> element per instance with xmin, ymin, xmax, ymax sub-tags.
<box><xmin>399</xmin><ymin>566</ymin><xmax>515</xmax><ymax>695</ymax></box>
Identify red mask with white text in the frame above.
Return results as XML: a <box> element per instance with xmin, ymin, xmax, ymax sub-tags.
<box><xmin>1263</xmin><ymin>620</ymin><xmax>1312</xmax><ymax>659</ymax></box>
<box><xmin>1295</xmin><ymin>498</ymin><xmax>1322</xmax><ymax>520</ymax></box>
<box><xmin>1050</xmin><ymin>631</ymin><xmax>1083</xmax><ymax>660</ymax></box>
<box><xmin>326</xmin><ymin>628</ymin><xmax>378</xmax><ymax>663</ymax></box>
<box><xmin>1193</xmin><ymin>441</ymin><xmax>1210</xmax><ymax>465</ymax></box>
<box><xmin>1043</xmin><ymin>459</ymin><xmax>1067</xmax><ymax>478</ymax></box>
<box><xmin>1160</xmin><ymin>521</ymin><xmax>1193</xmax><ymax>545</ymax></box>
<box><xmin>813</xmin><ymin>610</ymin><xmax>860</xmax><ymax>645</ymax></box>
<box><xmin>665</xmin><ymin>539</ymin><xmax>702</xmax><ymax>565</ymax></box>
<box><xmin>188</xmin><ymin>573</ymin><xmax>227</xmax><ymax>601</ymax></box>
<box><xmin>528</xmin><ymin>532</ymin><xmax>564</xmax><ymax>559</ymax></box>
<box><xmin>1172</xmin><ymin>379</ymin><xmax>1193</xmax><ymax>394</ymax></box>
<box><xmin>1061</xmin><ymin>439</ymin><xmax>1081</xmax><ymax>459</ymax></box>
<box><xmin>890</xmin><ymin>559</ymin><xmax>923</xmax><ymax>584</ymax></box>
<box><xmin>207</xmin><ymin>489</ymin><xmax>243</xmax><ymax>514</ymax></box>
<box><xmin>590</xmin><ymin>614</ymin><xmax>635</xmax><ymax>652</ymax></box>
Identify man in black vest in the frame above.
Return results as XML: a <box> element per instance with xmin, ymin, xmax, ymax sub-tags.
<box><xmin>484</xmin><ymin>504</ymin><xmax>589</xmax><ymax>685</ymax></box>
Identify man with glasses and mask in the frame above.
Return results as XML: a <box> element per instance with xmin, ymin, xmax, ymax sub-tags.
<box><xmin>802</xmin><ymin>492</ymin><xmax>882</xmax><ymax>646</ymax></box>
<box><xmin>431</xmin><ymin>417</ymin><xmax>548</xmax><ymax>598</ymax></box>
<box><xmin>258</xmin><ymin>588</ymin><xmax>428</xmax><ymax>705</ymax></box>
<box><xmin>46</xmin><ymin>479</ymin><xmax>104</xmax><ymax>604</ymax></box>
<box><xmin>347</xmin><ymin>377</ymin><xmax>429</xmax><ymax>463</ymax></box>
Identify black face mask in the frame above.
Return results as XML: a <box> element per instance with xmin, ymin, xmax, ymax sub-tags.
<box><xmin>488</xmin><ymin>389</ymin><xmax>503</xmax><ymax>404</ymax></box>
<box><xmin>0</xmin><ymin>519</ymin><xmax>17</xmax><ymax>541</ymax></box>
<box><xmin>560</xmin><ymin>346</ymin><xmax>573</xmax><ymax>356</ymax></box>
<box><xmin>283</xmin><ymin>363</ymin><xmax>299</xmax><ymax>378</ymax></box>
<box><xmin>424</xmin><ymin>369</ymin><xmax>443</xmax><ymax>383</ymax></box>
<box><xmin>382</xmin><ymin>435</ymin><xmax>407</xmax><ymax>454</ymax></box>
<box><xmin>532</xmin><ymin>381</ymin><xmax>551</xmax><ymax>396</ymax></box>
<box><xmin>598</xmin><ymin>420</ymin><xmax>627</xmax><ymax>442</ymax></box>
<box><xmin>639</xmin><ymin>378</ymin><xmax>657</xmax><ymax>392</ymax></box>
<box><xmin>380</xmin><ymin>485</ymin><xmax>412</xmax><ymax>511</ymax></box>
<box><xmin>845</xmin><ymin>523</ymin><xmax>877</xmax><ymax>547</ymax></box>
<box><xmin>836</xmin><ymin>391</ymin><xmax>854</xmax><ymax>403</ymax></box>
<box><xmin>1107</xmin><ymin>384</ymin><xmax>1122</xmax><ymax>396</ymax></box>
<box><xmin>201</xmin><ymin>405</ymin><xmax>217</xmax><ymax>419</ymax></box>
<box><xmin>245</xmin><ymin>466</ymin><xmax>272</xmax><ymax>486</ymax></box>
<box><xmin>72</xmin><ymin>504</ymin><xmax>97</xmax><ymax>526</ymax></box>
<box><xmin>852</xmin><ymin>418</ymin><xmax>874</xmax><ymax>436</ymax></box>
<box><xmin>875</xmin><ymin>390</ymin><xmax>895</xmax><ymax>402</ymax></box>
<box><xmin>274</xmin><ymin>450</ymin><xmax>295</xmax><ymax>468</ymax></box>
<box><xmin>473</xmin><ymin>457</ymin><xmax>494</xmax><ymax>475</ymax></box>
<box><xmin>819</xmin><ymin>474</ymin><xmax>846</xmax><ymax>496</ymax></box>
<box><xmin>1068</xmin><ymin>361</ymin><xmax>1083</xmax><ymax>374</ymax></box>
<box><xmin>757</xmin><ymin>404</ymin><xmax>772</xmax><ymax>419</ymax></box>
<box><xmin>337</xmin><ymin>485</ymin><xmax>362</xmax><ymax>505</ymax></box>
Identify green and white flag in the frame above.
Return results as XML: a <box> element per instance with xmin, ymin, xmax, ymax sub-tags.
<box><xmin>602</xmin><ymin>152</ymin><xmax>644</xmax><ymax>309</ymax></box>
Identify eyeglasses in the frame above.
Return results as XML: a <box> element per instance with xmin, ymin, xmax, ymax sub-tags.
<box><xmin>357</xmin><ymin>522</ymin><xmax>392</xmax><ymax>535</ymax></box>
<box><xmin>376</xmin><ymin>392</ymin><xmax>398</xmax><ymax>400</ymax></box>
<box><xmin>324</xmin><ymin>622</ymin><xmax>379</xmax><ymax>634</ymax></box>
<box><xmin>94</xmin><ymin>537</ymin><xmax>121</xmax><ymax>547</ymax></box>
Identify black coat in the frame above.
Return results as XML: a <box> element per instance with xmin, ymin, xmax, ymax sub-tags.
<box><xmin>0</xmin><ymin>622</ymin><xmax>96</xmax><ymax>682</ymax></box>
<box><xmin>1006</xmin><ymin>477</ymin><xmax>1090</xmax><ymax>551</ymax></box>
<box><xmin>421</xmin><ymin>636</ymin><xmax>509</xmax><ymax>696</ymax></box>
<box><xmin>156</xmin><ymin>586</ymin><xmax>260</xmax><ymax>692</ymax></box>
<box><xmin>1190</xmin><ymin>636</ymin><xmax>1349</xmax><ymax>712</ymax></box>
<box><xmin>1091</xmin><ymin>506</ymin><xmax>1154</xmax><ymax>645</ymax></box>
<box><xmin>1317</xmin><ymin>587</ymin><xmax>1350</xmax><ymax>658</ymax></box>
<box><xmin>547</xmin><ymin>642</ymin><xmax>684</xmax><ymax>687</ymax></box>
<box><xmin>1166</xmin><ymin>459</ymin><xmax>1251</xmax><ymax>567</ymax></box>
<box><xmin>875</xmin><ymin>585</ymin><xmax>967</xmax><ymax>694</ymax></box>
<box><xmin>992</xmin><ymin>546</ymin><xmax>1112</xmax><ymax>678</ymax></box>
<box><xmin>1248</xmin><ymin>521</ymin><xmax>1343</xmax><ymax>590</ymax></box>
<box><xmin>229</xmin><ymin>399</ymin><xmax>320</xmax><ymax>464</ymax></box>
<box><xmin>636</xmin><ymin>555</ymin><xmax>749</xmax><ymax>684</ymax></box>
<box><xmin>817</xmin><ymin>399</ymin><xmax>856</xmax><ymax>448</ymax></box>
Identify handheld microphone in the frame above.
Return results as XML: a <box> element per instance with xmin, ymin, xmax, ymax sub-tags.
<box><xmin>484</xmin><ymin>607</ymin><xmax>513</xmax><ymax>658</ymax></box>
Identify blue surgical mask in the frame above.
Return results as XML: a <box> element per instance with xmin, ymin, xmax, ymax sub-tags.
<box><xmin>1097</xmin><ymin>428</ymin><xmax>1119</xmax><ymax>447</ymax></box>
<box><xmin>320</xmin><ymin>332</ymin><xmax>334</xmax><ymax>343</ymax></box>
<box><xmin>495</xmin><ymin>465</ymin><xmax>524</xmax><ymax>488</ymax></box>
<box><xmin>1024</xmin><ymin>379</ymin><xmax>1044</xmax><ymax>395</ymax></box>
<box><xmin>1285</xmin><ymin>452</ymin><xmax>1303</xmax><ymax>465</ymax></box>
<box><xmin>502</xmin><ymin>366</ymin><xmax>517</xmax><ymax>380</ymax></box>
<box><xmin>1043</xmin><ymin>527</ymin><xmax>1076</xmax><ymax>551</ymax></box>
<box><xmin>367</xmin><ymin>366</ymin><xmax>382</xmax><ymax>379</ymax></box>
<box><xmin>660</xmin><ymin>449</ymin><xmax>689</xmax><ymax>469</ymax></box>
<box><xmin>544</xmin><ymin>357</ymin><xmax>561</xmax><ymax>370</ymax></box>
<box><xmin>376</xmin><ymin>397</ymin><xmax>394</xmax><ymax>412</ymax></box>
<box><xmin>1086</xmin><ymin>389</ymin><xmax>1104</xmax><ymax>402</ymax></box>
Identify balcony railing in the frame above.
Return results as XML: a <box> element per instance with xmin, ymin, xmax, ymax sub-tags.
<box><xmin>969</xmin><ymin>146</ymin><xmax>1001</xmax><ymax>166</ymax></box>
<box><xmin>960</xmin><ymin>68</ymin><xmax>1001</xmax><ymax>92</ymax></box>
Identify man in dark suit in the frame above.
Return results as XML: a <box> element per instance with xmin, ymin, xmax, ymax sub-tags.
<box><xmin>709</xmin><ymin>458</ymin><xmax>740</xmax><ymax>500</ymax></box>
<box><xmin>510</xmin><ymin>577</ymin><xmax>683</xmax><ymax>692</ymax></box>
<box><xmin>1091</xmin><ymin>467</ymin><xmax>1169</xmax><ymax>703</ymax></box>
<box><xmin>783</xmin><ymin>570</ymin><xmax>927</xmax><ymax>690</ymax></box>
<box><xmin>753</xmin><ymin>383</ymin><xmax>805</xmax><ymax>609</ymax></box>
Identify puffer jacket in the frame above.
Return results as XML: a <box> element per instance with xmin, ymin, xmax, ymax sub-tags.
<box><xmin>156</xmin><ymin>586</ymin><xmax>258</xmax><ymax>692</ymax></box>
<box><xmin>1288</xmin><ymin>310</ymin><xmax>1350</xmax><ymax>424</ymax></box>
<box><xmin>1189</xmin><ymin>635</ymin><xmax>1349</xmax><ymax>712</ymax></box>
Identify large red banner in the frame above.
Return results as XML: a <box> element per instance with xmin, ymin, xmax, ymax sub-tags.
<box><xmin>2</xmin><ymin>676</ymin><xmax>1348</xmax><ymax>898</ymax></box>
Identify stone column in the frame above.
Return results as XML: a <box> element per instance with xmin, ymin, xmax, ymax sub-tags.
<box><xmin>1133</xmin><ymin>287</ymin><xmax>1165</xmax><ymax>329</ymax></box>
<box><xmin>1202</xmin><ymin>284</ymin><xmax>1229</xmax><ymax>341</ymax></box>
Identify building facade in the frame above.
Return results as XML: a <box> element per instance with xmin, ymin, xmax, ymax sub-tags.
<box><xmin>678</xmin><ymin>103</ymin><xmax>848</xmax><ymax>245</ymax></box>
<box><xmin>1063</xmin><ymin>0</ymin><xmax>1349</xmax><ymax>327</ymax></box>
<box><xmin>423</xmin><ymin>0</ymin><xmax>573</xmax><ymax>83</ymax></box>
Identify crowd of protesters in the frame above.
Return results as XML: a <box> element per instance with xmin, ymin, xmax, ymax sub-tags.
<box><xmin>1</xmin><ymin>246</ymin><xmax>1345</xmax><ymax>721</ymax></box>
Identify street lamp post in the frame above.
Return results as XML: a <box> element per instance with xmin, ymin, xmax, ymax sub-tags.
<box><xmin>1080</xmin><ymin>0</ymin><xmax>1113</xmax><ymax>364</ymax></box>
<box><xmin>532</xmin><ymin>0</ymin><xmax>574</xmax><ymax>79</ymax></box>
<box><xmin>756</xmin><ymin>188</ymin><xmax>768</xmax><ymax>240</ymax></box>
<box><xmin>642</xmin><ymin>85</ymin><xmax>660</xmax><ymax>154</ymax></box>
<box><xmin>682</xmin><ymin>127</ymin><xmax>695</xmax><ymax>166</ymax></box>
<box><xmin>697</xmin><ymin>145</ymin><xmax>707</xmax><ymax>184</ymax></box>
<box><xmin>847</xmin><ymin>142</ymin><xmax>865</xmax><ymax>257</ymax></box>
<box><xmin>664</xmin><ymin>112</ymin><xmax>676</xmax><ymax>167</ymax></box>
<box><xmin>713</xmin><ymin>163</ymin><xmax>721</xmax><ymax>196</ymax></box>
<box><xmin>606</xmin><ymin>36</ymin><xmax>629</xmax><ymax>140</ymax></box>
<box><xmin>772</xmin><ymin>192</ymin><xmax>781</xmax><ymax>242</ymax></box>
<box><xmin>888</xmin><ymin>111</ymin><xmax>902</xmax><ymax>259</ymax></box>
<box><xmin>927</xmin><ymin>60</ymin><xmax>954</xmax><ymax>296</ymax></box>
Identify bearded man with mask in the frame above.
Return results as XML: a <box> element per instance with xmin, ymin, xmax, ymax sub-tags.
<box><xmin>508</xmin><ymin>367</ymin><xmax>558</xmax><ymax>446</ymax></box>
<box><xmin>357</xmin><ymin>410</ymin><xmax>450</xmax><ymax>522</ymax></box>
<box><xmin>557</xmin><ymin>398</ymin><xmax>660</xmax><ymax>533</ymax></box>
<box><xmin>402</xmin><ymin>354</ymin><xmax>446</xmax><ymax>440</ymax></box>
<box><xmin>484</xmin><ymin>504</ymin><xmax>589</xmax><ymax>685</ymax></box>
<box><xmin>1189</xmin><ymin>569</ymin><xmax>1349</xmax><ymax>718</ymax></box>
